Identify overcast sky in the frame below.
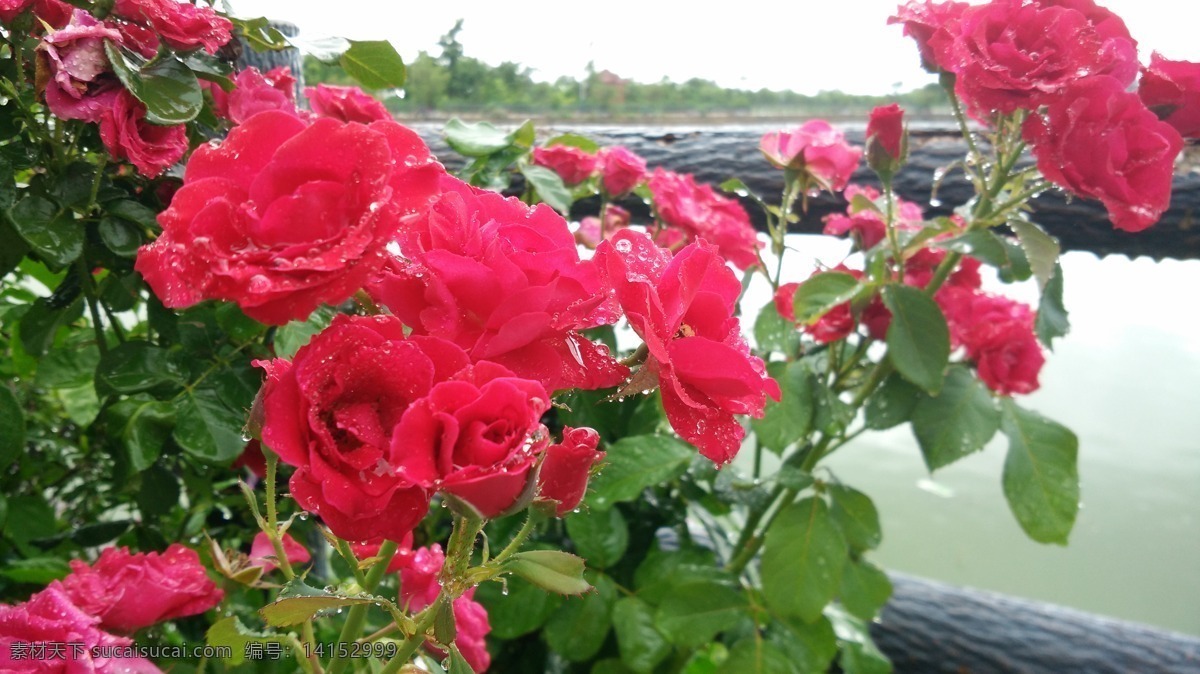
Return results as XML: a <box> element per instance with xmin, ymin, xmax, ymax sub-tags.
<box><xmin>227</xmin><ymin>1</ymin><xmax>1199</xmax><ymax>95</ymax></box>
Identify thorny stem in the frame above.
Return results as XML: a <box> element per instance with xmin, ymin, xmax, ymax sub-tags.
<box><xmin>326</xmin><ymin>539</ymin><xmax>399</xmax><ymax>674</ymax></box>
<box><xmin>264</xmin><ymin>452</ymin><xmax>323</xmax><ymax>674</ymax></box>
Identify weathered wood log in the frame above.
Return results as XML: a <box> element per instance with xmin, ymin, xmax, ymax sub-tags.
<box><xmin>874</xmin><ymin>572</ymin><xmax>1200</xmax><ymax>674</ymax></box>
<box><xmin>414</xmin><ymin>124</ymin><xmax>1200</xmax><ymax>261</ymax></box>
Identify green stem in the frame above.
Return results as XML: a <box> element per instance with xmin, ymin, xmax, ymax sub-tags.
<box><xmin>76</xmin><ymin>258</ymin><xmax>109</xmax><ymax>359</ymax></box>
<box><xmin>490</xmin><ymin>511</ymin><xmax>541</xmax><ymax>566</ymax></box>
<box><xmin>264</xmin><ymin>453</ymin><xmax>323</xmax><ymax>674</ymax></box>
<box><xmin>378</xmin><ymin>602</ymin><xmax>441</xmax><ymax>674</ymax></box>
<box><xmin>326</xmin><ymin>539</ymin><xmax>399</xmax><ymax>674</ymax></box>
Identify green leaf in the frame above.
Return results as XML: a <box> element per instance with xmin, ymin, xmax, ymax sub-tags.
<box><xmin>882</xmin><ymin>284</ymin><xmax>949</xmax><ymax>394</ymax></box>
<box><xmin>1035</xmin><ymin>262</ymin><xmax>1069</xmax><ymax>349</ymax></box>
<box><xmin>827</xmin><ymin>485</ymin><xmax>882</xmax><ymax>552</ymax></box>
<box><xmin>445</xmin><ymin>118</ymin><xmax>521</xmax><ymax>157</ymax></box>
<box><xmin>173</xmin><ymin>386</ymin><xmax>247</xmax><ymax>464</ymax></box>
<box><xmin>633</xmin><ymin>544</ymin><xmax>727</xmax><ymax>605</ymax></box>
<box><xmin>8</xmin><ymin>195</ymin><xmax>81</xmax><ymax>270</ymax></box>
<box><xmin>1009</xmin><ymin>219</ymin><xmax>1060</xmax><ymax>291</ymax></box>
<box><xmin>0</xmin><ymin>155</ymin><xmax>14</xmax><ymax>210</ymax></box>
<box><xmin>522</xmin><ymin>164</ymin><xmax>573</xmax><ymax>213</ymax></box>
<box><xmin>1000</xmin><ymin>400</ymin><xmax>1079</xmax><ymax>544</ymax></box>
<box><xmin>259</xmin><ymin>578</ymin><xmax>382</xmax><ymax>627</ymax></box>
<box><xmin>98</xmin><ymin>216</ymin><xmax>143</xmax><ymax>257</ymax></box>
<box><xmin>864</xmin><ymin>374</ymin><xmax>920</xmax><ymax>430</ymax></box>
<box><xmin>273</xmin><ymin>305</ymin><xmax>336</xmax><ymax>359</ymax></box>
<box><xmin>106</xmin><ymin>395</ymin><xmax>176</xmax><ymax>472</ymax></box>
<box><xmin>771</xmin><ymin>615</ymin><xmax>838</xmax><ymax>673</ymax></box>
<box><xmin>547</xmin><ymin>133</ymin><xmax>599</xmax><ymax>153</ymax></box>
<box><xmin>586</xmin><ymin>435</ymin><xmax>693</xmax><ymax>510</ymax></box>
<box><xmin>828</xmin><ymin>607</ymin><xmax>892</xmax><ymax>674</ymax></box>
<box><xmin>753</xmin><ymin>300</ymin><xmax>799</xmax><ymax>355</ymax></box>
<box><xmin>136</xmin><ymin>463</ymin><xmax>180</xmax><ymax>519</ymax></box>
<box><xmin>229</xmin><ymin>17</ymin><xmax>290</xmax><ymax>52</ymax></box>
<box><xmin>0</xmin><ymin>557</ymin><xmax>70</xmax><ymax>584</ymax></box>
<box><xmin>566</xmin><ymin>506</ymin><xmax>629</xmax><ymax>568</ymax></box>
<box><xmin>106</xmin><ymin>199</ymin><xmax>159</xmax><ymax>229</ymax></box>
<box><xmin>3</xmin><ymin>494</ymin><xmax>56</xmax><ymax>548</ymax></box>
<box><xmin>544</xmin><ymin>571</ymin><xmax>616</xmax><ymax>661</ymax></box>
<box><xmin>911</xmin><ymin>366</ymin><xmax>1000</xmax><ymax>471</ymax></box>
<box><xmin>681</xmin><ymin>643</ymin><xmax>729</xmax><ymax>674</ymax></box>
<box><xmin>655</xmin><ymin>580</ymin><xmax>747</xmax><ymax>648</ymax></box>
<box><xmin>35</xmin><ymin>337</ymin><xmax>97</xmax><ymax>392</ymax></box>
<box><xmin>18</xmin><ymin>296</ymin><xmax>83</xmax><ymax>357</ymax></box>
<box><xmin>0</xmin><ymin>386</ymin><xmax>24</xmax><ymax>470</ymax></box>
<box><xmin>444</xmin><ymin>646</ymin><xmax>474</xmax><ymax>674</ymax></box>
<box><xmin>216</xmin><ymin>304</ymin><xmax>267</xmax><ymax>343</ymax></box>
<box><xmin>71</xmin><ymin>520</ymin><xmax>132</xmax><ymax>547</ymax></box>
<box><xmin>0</xmin><ymin>217</ymin><xmax>30</xmax><ymax>278</ymax></box>
<box><xmin>727</xmin><ymin>638</ymin><xmax>795</xmax><ymax>674</ymax></box>
<box><xmin>839</xmin><ymin>559</ymin><xmax>892</xmax><ymax>621</ymax></box>
<box><xmin>206</xmin><ymin>616</ymin><xmax>291</xmax><ymax>666</ymax></box>
<box><xmin>934</xmin><ymin>229</ymin><xmax>1011</xmax><ymax>269</ymax></box>
<box><xmin>95</xmin><ymin>341</ymin><xmax>184</xmax><ymax>397</ymax></box>
<box><xmin>432</xmin><ymin>594</ymin><xmax>456</xmax><ymax>644</ymax></box>
<box><xmin>613</xmin><ymin>597</ymin><xmax>671</xmax><ymax>673</ymax></box>
<box><xmin>508</xmin><ymin>550</ymin><xmax>592</xmax><ymax>596</ymax></box>
<box><xmin>810</xmin><ymin>377</ymin><xmax>854</xmax><ymax>436</ymax></box>
<box><xmin>104</xmin><ymin>42</ymin><xmax>202</xmax><ymax>125</ymax></box>
<box><xmin>996</xmin><ymin>236</ymin><xmax>1033</xmax><ymax>283</ymax></box>
<box><xmin>181</xmin><ymin>52</ymin><xmax>234</xmax><ymax>90</ymax></box>
<box><xmin>339</xmin><ymin>40</ymin><xmax>406</xmax><ymax>89</ymax></box>
<box><xmin>762</xmin><ymin>497</ymin><xmax>847</xmax><ymax>622</ymax></box>
<box><xmin>792</xmin><ymin>272</ymin><xmax>859</xmax><ymax>324</ymax></box>
<box><xmin>474</xmin><ymin>575</ymin><xmax>560</xmax><ymax>639</ymax></box>
<box><xmin>751</xmin><ymin>361</ymin><xmax>813</xmax><ymax>454</ymax></box>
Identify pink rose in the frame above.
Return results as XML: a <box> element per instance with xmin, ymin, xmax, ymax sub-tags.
<box><xmin>208</xmin><ymin>67</ymin><xmax>299</xmax><ymax>124</ymax></box>
<box><xmin>947</xmin><ymin>0</ymin><xmax>1138</xmax><ymax>117</ymax></box>
<box><xmin>248</xmin><ymin>532</ymin><xmax>310</xmax><ymax>573</ymax></box>
<box><xmin>938</xmin><ymin>288</ymin><xmax>1044</xmax><ymax>395</ymax></box>
<box><xmin>257</xmin><ymin>315</ymin><xmax>464</xmax><ymax>541</ymax></box>
<box><xmin>775</xmin><ymin>266</ymin><xmax>864</xmax><ymax>344</ymax></box>
<box><xmin>38</xmin><ymin>10</ymin><xmax>123</xmax><ymax>123</ymax></box>
<box><xmin>647</xmin><ymin>168</ymin><xmax>763</xmax><ymax>270</ymax></box>
<box><xmin>598</xmin><ymin>146</ymin><xmax>647</xmax><ymax>196</ymax></box>
<box><xmin>136</xmin><ymin>111</ymin><xmax>444</xmax><ymax>325</ymax></box>
<box><xmin>99</xmin><ymin>89</ymin><xmax>188</xmax><ymax>178</ymax></box>
<box><xmin>821</xmin><ymin>184</ymin><xmax>923</xmax><ymax>250</ymax></box>
<box><xmin>596</xmin><ymin>231</ymin><xmax>780</xmax><ymax>464</ymax></box>
<box><xmin>0</xmin><ymin>584</ymin><xmax>160</xmax><ymax>673</ymax></box>
<box><xmin>398</xmin><ymin>545</ymin><xmax>492</xmax><ymax>672</ymax></box>
<box><xmin>1024</xmin><ymin>75</ymin><xmax>1182</xmax><ymax>232</ymax></box>
<box><xmin>368</xmin><ymin>175</ymin><xmax>628</xmax><ymax>393</ymax></box>
<box><xmin>1139</xmin><ymin>52</ymin><xmax>1200</xmax><ymax>139</ymax></box>
<box><xmin>759</xmin><ymin>120</ymin><xmax>861</xmax><ymax>191</ymax></box>
<box><xmin>59</xmin><ymin>544</ymin><xmax>223</xmax><ymax>633</ymax></box>
<box><xmin>889</xmin><ymin>0</ymin><xmax>967</xmax><ymax>73</ymax></box>
<box><xmin>393</xmin><ymin>361</ymin><xmax>551</xmax><ymax>518</ymax></box>
<box><xmin>536</xmin><ymin>426</ymin><xmax>604</xmax><ymax>516</ymax></box>
<box><xmin>531</xmin><ymin>145</ymin><xmax>599</xmax><ymax>186</ymax></box>
<box><xmin>306</xmin><ymin>83</ymin><xmax>392</xmax><ymax>124</ymax></box>
<box><xmin>111</xmin><ymin>0</ymin><xmax>232</xmax><ymax>54</ymax></box>
<box><xmin>575</xmin><ymin>204</ymin><xmax>631</xmax><ymax>249</ymax></box>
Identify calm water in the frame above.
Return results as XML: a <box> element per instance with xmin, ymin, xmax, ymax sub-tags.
<box><xmin>743</xmin><ymin>236</ymin><xmax>1200</xmax><ymax>636</ymax></box>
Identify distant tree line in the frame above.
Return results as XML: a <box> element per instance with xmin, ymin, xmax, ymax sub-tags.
<box><xmin>302</xmin><ymin>20</ymin><xmax>951</xmax><ymax>119</ymax></box>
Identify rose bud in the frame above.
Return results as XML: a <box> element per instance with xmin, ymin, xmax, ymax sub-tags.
<box><xmin>866</xmin><ymin>103</ymin><xmax>906</xmax><ymax>179</ymax></box>
<box><xmin>537</xmin><ymin>426</ymin><xmax>604</xmax><ymax>516</ymax></box>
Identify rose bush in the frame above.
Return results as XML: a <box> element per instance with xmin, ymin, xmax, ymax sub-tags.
<box><xmin>0</xmin><ymin>0</ymin><xmax>1194</xmax><ymax>672</ymax></box>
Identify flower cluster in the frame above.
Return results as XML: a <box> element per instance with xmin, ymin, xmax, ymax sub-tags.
<box><xmin>18</xmin><ymin>1</ymin><xmax>233</xmax><ymax>177</ymax></box>
<box><xmin>531</xmin><ymin>144</ymin><xmax>648</xmax><ymax>197</ymax></box>
<box><xmin>892</xmin><ymin>0</ymin><xmax>1187</xmax><ymax>232</ymax></box>
<box><xmin>0</xmin><ymin>545</ymin><xmax>222</xmax><ymax>672</ymax></box>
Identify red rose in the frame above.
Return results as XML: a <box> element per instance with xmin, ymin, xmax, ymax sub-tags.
<box><xmin>248</xmin><ymin>531</ymin><xmax>310</xmax><ymax>573</ymax></box>
<box><xmin>647</xmin><ymin>168</ymin><xmax>762</xmax><ymax>271</ymax></box>
<box><xmin>947</xmin><ymin>0</ymin><xmax>1138</xmax><ymax>117</ymax></box>
<box><xmin>398</xmin><ymin>545</ymin><xmax>492</xmax><ymax>673</ymax></box>
<box><xmin>777</xmin><ymin>266</ymin><xmax>865</xmax><ymax>344</ymax></box>
<box><xmin>1139</xmin><ymin>52</ymin><xmax>1200</xmax><ymax>139</ymax></box>
<box><xmin>99</xmin><ymin>89</ymin><xmax>187</xmax><ymax>178</ymax></box>
<box><xmin>393</xmin><ymin>361</ymin><xmax>551</xmax><ymax>518</ymax></box>
<box><xmin>866</xmin><ymin>103</ymin><xmax>906</xmax><ymax>175</ymax></box>
<box><xmin>596</xmin><ymin>231</ymin><xmax>780</xmax><ymax>464</ymax></box>
<box><xmin>232</xmin><ymin>439</ymin><xmax>267</xmax><ymax>477</ymax></box>
<box><xmin>759</xmin><ymin>120</ymin><xmax>861</xmax><ymax>191</ymax></box>
<box><xmin>257</xmin><ymin>315</ymin><xmax>465</xmax><ymax>541</ymax></box>
<box><xmin>889</xmin><ymin>0</ymin><xmax>967</xmax><ymax>73</ymax></box>
<box><xmin>939</xmin><ymin>288</ymin><xmax>1044</xmax><ymax>395</ymax></box>
<box><xmin>136</xmin><ymin>110</ymin><xmax>444</xmax><ymax>325</ymax></box>
<box><xmin>59</xmin><ymin>544</ymin><xmax>223</xmax><ymax>633</ymax></box>
<box><xmin>537</xmin><ymin>426</ymin><xmax>604</xmax><ymax>516</ymax></box>
<box><xmin>111</xmin><ymin>0</ymin><xmax>232</xmax><ymax>54</ymax></box>
<box><xmin>1024</xmin><ymin>75</ymin><xmax>1182</xmax><ymax>232</ymax></box>
<box><xmin>0</xmin><ymin>0</ymin><xmax>72</xmax><ymax>28</ymax></box>
<box><xmin>38</xmin><ymin>10</ymin><xmax>123</xmax><ymax>123</ymax></box>
<box><xmin>306</xmin><ymin>83</ymin><xmax>392</xmax><ymax>124</ymax></box>
<box><xmin>207</xmin><ymin>67</ymin><xmax>299</xmax><ymax>124</ymax></box>
<box><xmin>598</xmin><ymin>146</ymin><xmax>647</xmax><ymax>196</ymax></box>
<box><xmin>531</xmin><ymin>145</ymin><xmax>598</xmax><ymax>186</ymax></box>
<box><xmin>0</xmin><ymin>584</ymin><xmax>160</xmax><ymax>673</ymax></box>
<box><xmin>368</xmin><ymin>175</ymin><xmax>628</xmax><ymax>393</ymax></box>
